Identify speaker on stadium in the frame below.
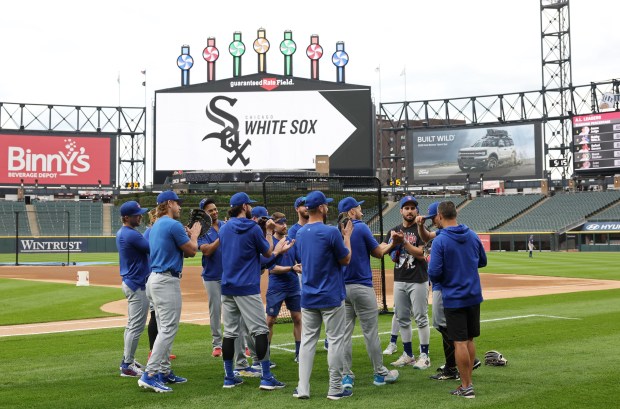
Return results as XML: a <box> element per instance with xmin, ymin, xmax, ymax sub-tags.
<box><xmin>25</xmin><ymin>196</ymin><xmax>31</xmax><ymax>205</ymax></box>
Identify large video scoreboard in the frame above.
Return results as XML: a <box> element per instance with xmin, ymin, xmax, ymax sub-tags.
<box><xmin>573</xmin><ymin>111</ymin><xmax>620</xmax><ymax>174</ymax></box>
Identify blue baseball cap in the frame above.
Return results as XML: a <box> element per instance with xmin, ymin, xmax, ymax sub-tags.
<box><xmin>338</xmin><ymin>196</ymin><xmax>365</xmax><ymax>213</ymax></box>
<box><xmin>400</xmin><ymin>195</ymin><xmax>418</xmax><ymax>209</ymax></box>
<box><xmin>120</xmin><ymin>201</ymin><xmax>148</xmax><ymax>217</ymax></box>
<box><xmin>157</xmin><ymin>190</ymin><xmax>183</xmax><ymax>205</ymax></box>
<box><xmin>251</xmin><ymin>206</ymin><xmax>269</xmax><ymax>218</ymax></box>
<box><xmin>424</xmin><ymin>201</ymin><xmax>440</xmax><ymax>220</ymax></box>
<box><xmin>230</xmin><ymin>192</ymin><xmax>257</xmax><ymax>207</ymax></box>
<box><xmin>294</xmin><ymin>196</ymin><xmax>307</xmax><ymax>208</ymax></box>
<box><xmin>199</xmin><ymin>198</ymin><xmax>208</xmax><ymax>209</ymax></box>
<box><xmin>305</xmin><ymin>190</ymin><xmax>333</xmax><ymax>209</ymax></box>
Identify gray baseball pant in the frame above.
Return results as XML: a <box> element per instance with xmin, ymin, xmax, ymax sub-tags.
<box><xmin>343</xmin><ymin>284</ymin><xmax>389</xmax><ymax>377</ymax></box>
<box><xmin>297</xmin><ymin>302</ymin><xmax>346</xmax><ymax>397</ymax></box>
<box><xmin>432</xmin><ymin>289</ymin><xmax>446</xmax><ymax>329</ymax></box>
<box><xmin>121</xmin><ymin>282</ymin><xmax>149</xmax><ymax>364</ymax></box>
<box><xmin>393</xmin><ymin>281</ymin><xmax>430</xmax><ymax>346</ymax></box>
<box><xmin>222</xmin><ymin>294</ymin><xmax>269</xmax><ymax>363</ymax></box>
<box><xmin>145</xmin><ymin>272</ymin><xmax>181</xmax><ymax>374</ymax></box>
<box><xmin>202</xmin><ymin>280</ymin><xmax>222</xmax><ymax>348</ymax></box>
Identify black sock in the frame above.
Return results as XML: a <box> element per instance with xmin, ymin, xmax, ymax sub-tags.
<box><xmin>223</xmin><ymin>337</ymin><xmax>236</xmax><ymax>361</ymax></box>
<box><xmin>255</xmin><ymin>333</ymin><xmax>269</xmax><ymax>361</ymax></box>
<box><xmin>148</xmin><ymin>311</ymin><xmax>157</xmax><ymax>350</ymax></box>
<box><xmin>438</xmin><ymin>326</ymin><xmax>456</xmax><ymax>368</ymax></box>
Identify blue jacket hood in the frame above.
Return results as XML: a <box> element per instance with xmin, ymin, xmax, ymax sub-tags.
<box><xmin>441</xmin><ymin>224</ymin><xmax>470</xmax><ymax>244</ymax></box>
<box><xmin>227</xmin><ymin>217</ymin><xmax>257</xmax><ymax>233</ymax></box>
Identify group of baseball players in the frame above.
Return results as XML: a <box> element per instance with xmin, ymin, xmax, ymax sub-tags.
<box><xmin>116</xmin><ymin>189</ymin><xmax>485</xmax><ymax>399</ymax></box>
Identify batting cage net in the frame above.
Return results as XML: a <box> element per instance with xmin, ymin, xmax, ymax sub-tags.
<box><xmin>262</xmin><ymin>175</ymin><xmax>388</xmax><ymax>322</ymax></box>
<box><xmin>10</xmin><ymin>210</ymin><xmax>73</xmax><ymax>266</ymax></box>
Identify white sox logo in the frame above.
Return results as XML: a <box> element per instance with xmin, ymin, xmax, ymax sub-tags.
<box><xmin>203</xmin><ymin>96</ymin><xmax>250</xmax><ymax>166</ymax></box>
<box><xmin>8</xmin><ymin>138</ymin><xmax>91</xmax><ymax>176</ymax></box>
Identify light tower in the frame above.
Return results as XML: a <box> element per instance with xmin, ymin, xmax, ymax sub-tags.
<box><xmin>540</xmin><ymin>0</ymin><xmax>572</xmax><ymax>182</ymax></box>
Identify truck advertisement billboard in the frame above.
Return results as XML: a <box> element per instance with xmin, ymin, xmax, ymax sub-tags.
<box><xmin>409</xmin><ymin>123</ymin><xmax>543</xmax><ymax>183</ymax></box>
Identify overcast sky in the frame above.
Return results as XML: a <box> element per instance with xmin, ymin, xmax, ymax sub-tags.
<box><xmin>1</xmin><ymin>0</ymin><xmax>618</xmax><ymax>110</ymax></box>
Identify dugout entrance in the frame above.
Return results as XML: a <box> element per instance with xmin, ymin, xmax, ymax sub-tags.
<box><xmin>262</xmin><ymin>175</ymin><xmax>389</xmax><ymax>313</ymax></box>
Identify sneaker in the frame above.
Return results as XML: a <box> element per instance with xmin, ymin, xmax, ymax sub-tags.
<box><xmin>245</xmin><ymin>346</ymin><xmax>251</xmax><ymax>357</ymax></box>
<box><xmin>234</xmin><ymin>366</ymin><xmax>261</xmax><ymax>377</ymax></box>
<box><xmin>293</xmin><ymin>388</ymin><xmax>309</xmax><ymax>399</ymax></box>
<box><xmin>159</xmin><ymin>371</ymin><xmax>187</xmax><ymax>384</ymax></box>
<box><xmin>342</xmin><ymin>375</ymin><xmax>354</xmax><ymax>389</ymax></box>
<box><xmin>391</xmin><ymin>352</ymin><xmax>415</xmax><ymax>367</ymax></box>
<box><xmin>383</xmin><ymin>342</ymin><xmax>398</xmax><ymax>355</ymax></box>
<box><xmin>373</xmin><ymin>370</ymin><xmax>399</xmax><ymax>386</ymax></box>
<box><xmin>323</xmin><ymin>339</ymin><xmax>329</xmax><ymax>351</ymax></box>
<box><xmin>133</xmin><ymin>360</ymin><xmax>145</xmax><ymax>371</ymax></box>
<box><xmin>169</xmin><ymin>354</ymin><xmax>177</xmax><ymax>360</ymax></box>
<box><xmin>120</xmin><ymin>361</ymin><xmax>144</xmax><ymax>377</ymax></box>
<box><xmin>413</xmin><ymin>353</ymin><xmax>431</xmax><ymax>370</ymax></box>
<box><xmin>451</xmin><ymin>385</ymin><xmax>475</xmax><ymax>399</ymax></box>
<box><xmin>251</xmin><ymin>361</ymin><xmax>276</xmax><ymax>371</ymax></box>
<box><xmin>430</xmin><ymin>367</ymin><xmax>460</xmax><ymax>381</ymax></box>
<box><xmin>259</xmin><ymin>375</ymin><xmax>286</xmax><ymax>390</ymax></box>
<box><xmin>473</xmin><ymin>358</ymin><xmax>481</xmax><ymax>370</ymax></box>
<box><xmin>138</xmin><ymin>372</ymin><xmax>173</xmax><ymax>393</ymax></box>
<box><xmin>212</xmin><ymin>346</ymin><xmax>222</xmax><ymax>358</ymax></box>
<box><xmin>223</xmin><ymin>376</ymin><xmax>244</xmax><ymax>388</ymax></box>
<box><xmin>294</xmin><ymin>355</ymin><xmax>299</xmax><ymax>363</ymax></box>
<box><xmin>327</xmin><ymin>389</ymin><xmax>352</xmax><ymax>400</ymax></box>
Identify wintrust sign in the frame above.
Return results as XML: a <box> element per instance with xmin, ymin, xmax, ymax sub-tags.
<box><xmin>0</xmin><ymin>134</ymin><xmax>114</xmax><ymax>185</ymax></box>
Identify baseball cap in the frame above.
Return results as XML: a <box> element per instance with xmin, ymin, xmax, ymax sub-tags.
<box><xmin>305</xmin><ymin>190</ymin><xmax>333</xmax><ymax>209</ymax></box>
<box><xmin>423</xmin><ymin>201</ymin><xmax>440</xmax><ymax>220</ymax></box>
<box><xmin>400</xmin><ymin>195</ymin><xmax>418</xmax><ymax>209</ymax></box>
<box><xmin>338</xmin><ymin>196</ymin><xmax>365</xmax><ymax>213</ymax></box>
<box><xmin>120</xmin><ymin>201</ymin><xmax>148</xmax><ymax>217</ymax></box>
<box><xmin>157</xmin><ymin>190</ymin><xmax>183</xmax><ymax>205</ymax></box>
<box><xmin>230</xmin><ymin>192</ymin><xmax>257</xmax><ymax>207</ymax></box>
<box><xmin>199</xmin><ymin>198</ymin><xmax>208</xmax><ymax>210</ymax></box>
<box><xmin>251</xmin><ymin>206</ymin><xmax>269</xmax><ymax>218</ymax></box>
<box><xmin>271</xmin><ymin>212</ymin><xmax>287</xmax><ymax>224</ymax></box>
<box><xmin>294</xmin><ymin>196</ymin><xmax>307</xmax><ymax>208</ymax></box>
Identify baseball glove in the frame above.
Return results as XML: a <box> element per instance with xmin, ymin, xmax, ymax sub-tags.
<box><xmin>187</xmin><ymin>209</ymin><xmax>212</xmax><ymax>238</ymax></box>
<box><xmin>484</xmin><ymin>350</ymin><xmax>508</xmax><ymax>366</ymax></box>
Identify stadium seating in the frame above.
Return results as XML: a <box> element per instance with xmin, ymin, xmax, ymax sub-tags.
<box><xmin>497</xmin><ymin>191</ymin><xmax>620</xmax><ymax>232</ymax></box>
<box><xmin>34</xmin><ymin>201</ymin><xmax>104</xmax><ymax>236</ymax></box>
<box><xmin>456</xmin><ymin>194</ymin><xmax>544</xmax><ymax>232</ymax></box>
<box><xmin>588</xmin><ymin>201</ymin><xmax>620</xmax><ymax>222</ymax></box>
<box><xmin>0</xmin><ymin>201</ymin><xmax>31</xmax><ymax>236</ymax></box>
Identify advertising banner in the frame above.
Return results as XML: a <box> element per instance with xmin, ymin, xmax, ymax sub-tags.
<box><xmin>18</xmin><ymin>238</ymin><xmax>87</xmax><ymax>253</ymax></box>
<box><xmin>155</xmin><ymin>75</ymin><xmax>373</xmax><ymax>177</ymax></box>
<box><xmin>410</xmin><ymin>123</ymin><xmax>543</xmax><ymax>183</ymax></box>
<box><xmin>0</xmin><ymin>133</ymin><xmax>115</xmax><ymax>186</ymax></box>
<box><xmin>572</xmin><ymin>111</ymin><xmax>620</xmax><ymax>174</ymax></box>
<box><xmin>478</xmin><ymin>234</ymin><xmax>491</xmax><ymax>252</ymax></box>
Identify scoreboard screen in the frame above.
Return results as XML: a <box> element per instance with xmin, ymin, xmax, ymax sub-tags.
<box><xmin>572</xmin><ymin>112</ymin><xmax>620</xmax><ymax>173</ymax></box>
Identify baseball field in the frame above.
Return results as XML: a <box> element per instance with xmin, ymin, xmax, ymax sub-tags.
<box><xmin>1</xmin><ymin>252</ymin><xmax>619</xmax><ymax>408</ymax></box>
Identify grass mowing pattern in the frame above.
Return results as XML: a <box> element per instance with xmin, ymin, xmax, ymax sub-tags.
<box><xmin>0</xmin><ymin>278</ymin><xmax>122</xmax><ymax>325</ymax></box>
<box><xmin>1</xmin><ymin>289</ymin><xmax>619</xmax><ymax>408</ymax></box>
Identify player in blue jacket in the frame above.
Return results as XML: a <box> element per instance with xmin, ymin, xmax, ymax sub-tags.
<box><xmin>117</xmin><ymin>201</ymin><xmax>149</xmax><ymax>378</ymax></box>
<box><xmin>427</xmin><ymin>201</ymin><xmax>486</xmax><ymax>399</ymax></box>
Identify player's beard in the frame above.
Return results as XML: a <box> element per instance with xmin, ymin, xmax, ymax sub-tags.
<box><xmin>245</xmin><ymin>208</ymin><xmax>252</xmax><ymax>219</ymax></box>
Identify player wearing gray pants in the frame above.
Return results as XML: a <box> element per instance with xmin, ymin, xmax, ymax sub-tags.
<box><xmin>294</xmin><ymin>190</ymin><xmax>353</xmax><ymax>400</ymax></box>
<box><xmin>385</xmin><ymin>195</ymin><xmax>431</xmax><ymax>369</ymax></box>
<box><xmin>337</xmin><ymin>196</ymin><xmax>402</xmax><ymax>387</ymax></box>
<box><xmin>298</xmin><ymin>303</ymin><xmax>346</xmax><ymax>396</ymax></box>
<box><xmin>116</xmin><ymin>200</ymin><xmax>151</xmax><ymax>378</ymax></box>
<box><xmin>138</xmin><ymin>191</ymin><xmax>200</xmax><ymax>393</ymax></box>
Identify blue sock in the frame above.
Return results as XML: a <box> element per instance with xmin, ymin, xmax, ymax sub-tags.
<box><xmin>403</xmin><ymin>342</ymin><xmax>413</xmax><ymax>357</ymax></box>
<box><xmin>295</xmin><ymin>341</ymin><xmax>300</xmax><ymax>356</ymax></box>
<box><xmin>260</xmin><ymin>360</ymin><xmax>272</xmax><ymax>378</ymax></box>
<box><xmin>390</xmin><ymin>334</ymin><xmax>398</xmax><ymax>343</ymax></box>
<box><xmin>224</xmin><ymin>360</ymin><xmax>234</xmax><ymax>378</ymax></box>
<box><xmin>420</xmin><ymin>344</ymin><xmax>429</xmax><ymax>355</ymax></box>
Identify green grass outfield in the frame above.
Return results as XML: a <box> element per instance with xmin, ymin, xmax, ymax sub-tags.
<box><xmin>1</xmin><ymin>252</ymin><xmax>620</xmax><ymax>407</ymax></box>
<box><xmin>1</xmin><ymin>289</ymin><xmax>619</xmax><ymax>408</ymax></box>
<box><xmin>5</xmin><ymin>251</ymin><xmax>620</xmax><ymax>281</ymax></box>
